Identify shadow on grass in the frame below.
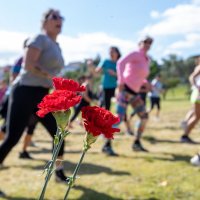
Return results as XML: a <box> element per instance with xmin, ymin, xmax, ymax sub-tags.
<box><xmin>62</xmin><ymin>160</ymin><xmax>130</xmax><ymax>176</ymax></box>
<box><xmin>29</xmin><ymin>148</ymin><xmax>52</xmax><ymax>154</ymax></box>
<box><xmin>29</xmin><ymin>148</ymin><xmax>100</xmax><ymax>155</ymax></box>
<box><xmin>73</xmin><ymin>186</ymin><xmax>161</xmax><ymax>200</ymax></box>
<box><xmin>143</xmin><ymin>135</ymin><xmax>200</xmax><ymax>145</ymax></box>
<box><xmin>73</xmin><ymin>185</ymin><xmax>123</xmax><ymax>200</ymax></box>
<box><xmin>18</xmin><ymin>160</ymin><xmax>130</xmax><ymax>176</ymax></box>
<box><xmin>162</xmin><ymin>153</ymin><xmax>191</xmax><ymax>163</ymax></box>
<box><xmin>148</xmin><ymin>125</ymin><xmax>180</xmax><ymax>131</ymax></box>
<box><xmin>131</xmin><ymin>153</ymin><xmax>191</xmax><ymax>164</ymax></box>
<box><xmin>2</xmin><ymin>196</ymin><xmax>37</xmax><ymax>200</ymax></box>
<box><xmin>34</xmin><ymin>139</ymin><xmax>52</xmax><ymax>144</ymax></box>
<box><xmin>134</xmin><ymin>198</ymin><xmax>160</xmax><ymax>200</ymax></box>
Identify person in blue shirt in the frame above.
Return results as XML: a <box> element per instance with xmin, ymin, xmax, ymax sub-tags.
<box><xmin>95</xmin><ymin>46</ymin><xmax>121</xmax><ymax>156</ymax></box>
<box><xmin>96</xmin><ymin>46</ymin><xmax>121</xmax><ymax>110</ymax></box>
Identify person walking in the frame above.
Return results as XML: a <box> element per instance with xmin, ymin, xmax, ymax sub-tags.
<box><xmin>95</xmin><ymin>46</ymin><xmax>121</xmax><ymax>156</ymax></box>
<box><xmin>116</xmin><ymin>36</ymin><xmax>153</xmax><ymax>152</ymax></box>
<box><xmin>149</xmin><ymin>75</ymin><xmax>163</xmax><ymax>119</ymax></box>
<box><xmin>181</xmin><ymin>56</ymin><xmax>200</xmax><ymax>143</ymax></box>
<box><xmin>0</xmin><ymin>9</ymin><xmax>67</xmax><ymax>182</ymax></box>
<box><xmin>0</xmin><ymin>39</ymin><xmax>39</xmax><ymax>159</ymax></box>
<box><xmin>69</xmin><ymin>75</ymin><xmax>94</xmax><ymax>128</ymax></box>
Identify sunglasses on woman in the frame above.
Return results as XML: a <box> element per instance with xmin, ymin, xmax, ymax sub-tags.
<box><xmin>47</xmin><ymin>14</ymin><xmax>64</xmax><ymax>21</ymax></box>
<box><xmin>144</xmin><ymin>40</ymin><xmax>152</xmax><ymax>45</ymax></box>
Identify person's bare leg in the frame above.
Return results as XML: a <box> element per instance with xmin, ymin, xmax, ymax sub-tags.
<box><xmin>181</xmin><ymin>103</ymin><xmax>200</xmax><ymax>143</ymax></box>
<box><xmin>133</xmin><ymin>108</ymin><xmax>148</xmax><ymax>152</ymax></box>
<box><xmin>135</xmin><ymin>115</ymin><xmax>148</xmax><ymax>141</ymax></box>
<box><xmin>56</xmin><ymin>156</ymin><xmax>63</xmax><ymax>167</ymax></box>
<box><xmin>184</xmin><ymin>108</ymin><xmax>194</xmax><ymax>123</ymax></box>
<box><xmin>156</xmin><ymin>109</ymin><xmax>160</xmax><ymax>118</ymax></box>
<box><xmin>22</xmin><ymin>134</ymin><xmax>32</xmax><ymax>152</ymax></box>
<box><xmin>0</xmin><ymin>131</ymin><xmax>5</xmax><ymax>141</ymax></box>
<box><xmin>184</xmin><ymin>116</ymin><xmax>199</xmax><ymax>136</ymax></box>
<box><xmin>55</xmin><ymin>155</ymin><xmax>69</xmax><ymax>182</ymax></box>
<box><xmin>124</xmin><ymin>116</ymin><xmax>134</xmax><ymax>135</ymax></box>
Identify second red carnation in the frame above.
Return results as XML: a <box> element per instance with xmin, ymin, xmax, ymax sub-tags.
<box><xmin>81</xmin><ymin>106</ymin><xmax>120</xmax><ymax>139</ymax></box>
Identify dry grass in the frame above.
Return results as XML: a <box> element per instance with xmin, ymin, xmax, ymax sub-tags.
<box><xmin>1</xmin><ymin>87</ymin><xmax>200</xmax><ymax>200</ymax></box>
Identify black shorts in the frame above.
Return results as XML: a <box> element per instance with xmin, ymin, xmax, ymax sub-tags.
<box><xmin>150</xmin><ymin>97</ymin><xmax>160</xmax><ymax>110</ymax></box>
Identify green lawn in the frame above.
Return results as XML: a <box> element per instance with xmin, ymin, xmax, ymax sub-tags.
<box><xmin>1</xmin><ymin>86</ymin><xmax>200</xmax><ymax>200</ymax></box>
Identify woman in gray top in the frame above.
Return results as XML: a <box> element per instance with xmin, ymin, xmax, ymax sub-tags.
<box><xmin>0</xmin><ymin>9</ymin><xmax>67</xmax><ymax>182</ymax></box>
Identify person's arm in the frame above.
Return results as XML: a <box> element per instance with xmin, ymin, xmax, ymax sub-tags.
<box><xmin>95</xmin><ymin>59</ymin><xmax>106</xmax><ymax>74</ymax></box>
<box><xmin>117</xmin><ymin>51</ymin><xmax>137</xmax><ymax>90</ymax></box>
<box><xmin>24</xmin><ymin>47</ymin><xmax>52</xmax><ymax>79</ymax></box>
<box><xmin>107</xmin><ymin>69</ymin><xmax>117</xmax><ymax>77</ymax></box>
<box><xmin>95</xmin><ymin>66</ymin><xmax>102</xmax><ymax>73</ymax></box>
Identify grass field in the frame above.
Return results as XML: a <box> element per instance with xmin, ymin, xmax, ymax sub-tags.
<box><xmin>1</xmin><ymin>86</ymin><xmax>200</xmax><ymax>200</ymax></box>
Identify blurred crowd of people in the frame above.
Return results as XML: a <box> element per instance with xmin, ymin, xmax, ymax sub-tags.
<box><xmin>0</xmin><ymin>7</ymin><xmax>199</xmax><ymax>197</ymax></box>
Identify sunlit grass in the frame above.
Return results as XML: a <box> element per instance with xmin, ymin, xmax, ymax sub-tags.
<box><xmin>1</xmin><ymin>86</ymin><xmax>200</xmax><ymax>200</ymax></box>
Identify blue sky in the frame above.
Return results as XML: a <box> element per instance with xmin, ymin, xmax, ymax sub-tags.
<box><xmin>0</xmin><ymin>0</ymin><xmax>200</xmax><ymax>65</ymax></box>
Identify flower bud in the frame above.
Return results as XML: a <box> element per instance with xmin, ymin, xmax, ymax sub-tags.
<box><xmin>84</xmin><ymin>132</ymin><xmax>98</xmax><ymax>151</ymax></box>
<box><xmin>53</xmin><ymin>109</ymin><xmax>71</xmax><ymax>132</ymax></box>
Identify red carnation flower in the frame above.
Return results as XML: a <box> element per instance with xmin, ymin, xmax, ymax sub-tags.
<box><xmin>81</xmin><ymin>106</ymin><xmax>120</xmax><ymax>139</ymax></box>
<box><xmin>53</xmin><ymin>77</ymin><xmax>85</xmax><ymax>92</ymax></box>
<box><xmin>37</xmin><ymin>90</ymin><xmax>82</xmax><ymax>118</ymax></box>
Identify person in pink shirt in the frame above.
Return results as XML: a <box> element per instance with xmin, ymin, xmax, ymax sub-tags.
<box><xmin>116</xmin><ymin>36</ymin><xmax>153</xmax><ymax>152</ymax></box>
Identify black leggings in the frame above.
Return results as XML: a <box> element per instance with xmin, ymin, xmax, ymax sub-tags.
<box><xmin>0</xmin><ymin>84</ymin><xmax>64</xmax><ymax>164</ymax></box>
<box><xmin>102</xmin><ymin>88</ymin><xmax>115</xmax><ymax>148</ymax></box>
<box><xmin>0</xmin><ymin>94</ymin><xmax>38</xmax><ymax>135</ymax></box>
<box><xmin>0</xmin><ymin>93</ymin><xmax>9</xmax><ymax>119</ymax></box>
<box><xmin>103</xmin><ymin>88</ymin><xmax>115</xmax><ymax>110</ymax></box>
<box><xmin>26</xmin><ymin>114</ymin><xmax>39</xmax><ymax>135</ymax></box>
<box><xmin>70</xmin><ymin>100</ymin><xmax>89</xmax><ymax>122</ymax></box>
<box><xmin>1</xmin><ymin>115</ymin><xmax>38</xmax><ymax>135</ymax></box>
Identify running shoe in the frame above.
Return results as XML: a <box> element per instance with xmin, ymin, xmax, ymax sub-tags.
<box><xmin>181</xmin><ymin>135</ymin><xmax>196</xmax><ymax>144</ymax></box>
<box><xmin>55</xmin><ymin>169</ymin><xmax>69</xmax><ymax>183</ymax></box>
<box><xmin>102</xmin><ymin>146</ymin><xmax>118</xmax><ymax>156</ymax></box>
<box><xmin>132</xmin><ymin>140</ymin><xmax>148</xmax><ymax>152</ymax></box>
<box><xmin>19</xmin><ymin>151</ymin><xmax>33</xmax><ymax>159</ymax></box>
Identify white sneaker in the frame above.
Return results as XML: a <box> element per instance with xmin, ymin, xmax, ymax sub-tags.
<box><xmin>190</xmin><ymin>154</ymin><xmax>200</xmax><ymax>166</ymax></box>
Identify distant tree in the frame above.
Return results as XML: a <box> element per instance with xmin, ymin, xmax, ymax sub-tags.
<box><xmin>160</xmin><ymin>54</ymin><xmax>195</xmax><ymax>84</ymax></box>
<box><xmin>148</xmin><ymin>58</ymin><xmax>160</xmax><ymax>80</ymax></box>
<box><xmin>93</xmin><ymin>54</ymin><xmax>101</xmax><ymax>66</ymax></box>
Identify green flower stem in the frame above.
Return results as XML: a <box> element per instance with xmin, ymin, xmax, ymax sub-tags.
<box><xmin>38</xmin><ymin>131</ymin><xmax>65</xmax><ymax>200</ymax></box>
<box><xmin>63</xmin><ymin>149</ymin><xmax>87</xmax><ymax>200</ymax></box>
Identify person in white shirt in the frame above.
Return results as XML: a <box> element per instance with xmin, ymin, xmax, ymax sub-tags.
<box><xmin>181</xmin><ymin>56</ymin><xmax>200</xmax><ymax>143</ymax></box>
<box><xmin>149</xmin><ymin>75</ymin><xmax>163</xmax><ymax>118</ymax></box>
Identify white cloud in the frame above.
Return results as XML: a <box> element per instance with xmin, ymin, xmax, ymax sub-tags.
<box><xmin>192</xmin><ymin>0</ymin><xmax>200</xmax><ymax>5</ymax></box>
<box><xmin>142</xmin><ymin>3</ymin><xmax>200</xmax><ymax>36</ymax></box>
<box><xmin>0</xmin><ymin>30</ymin><xmax>29</xmax><ymax>53</ymax></box>
<box><xmin>140</xmin><ymin>0</ymin><xmax>200</xmax><ymax>59</ymax></box>
<box><xmin>169</xmin><ymin>33</ymin><xmax>200</xmax><ymax>49</ymax></box>
<box><xmin>0</xmin><ymin>30</ymin><xmax>136</xmax><ymax>66</ymax></box>
<box><xmin>150</xmin><ymin>11</ymin><xmax>160</xmax><ymax>19</ymax></box>
<box><xmin>59</xmin><ymin>32</ymin><xmax>136</xmax><ymax>62</ymax></box>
